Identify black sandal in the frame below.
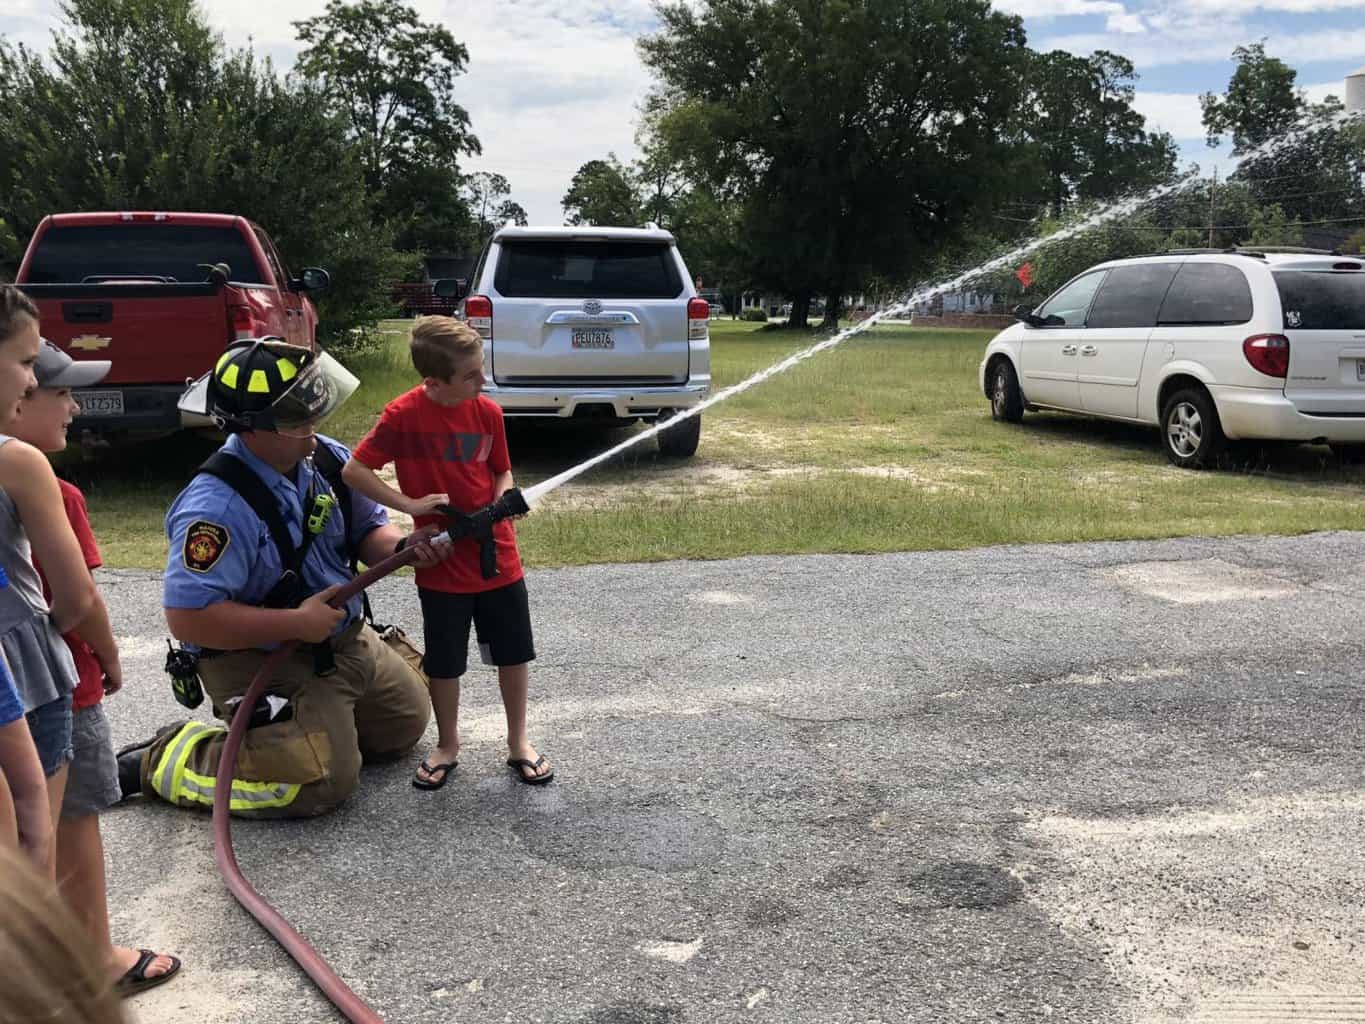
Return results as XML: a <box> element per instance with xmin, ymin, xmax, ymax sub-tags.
<box><xmin>506</xmin><ymin>755</ymin><xmax>555</xmax><ymax>785</ymax></box>
<box><xmin>116</xmin><ymin>949</ymin><xmax>182</xmax><ymax>999</ymax></box>
<box><xmin>412</xmin><ymin>759</ymin><xmax>458</xmax><ymax>790</ymax></box>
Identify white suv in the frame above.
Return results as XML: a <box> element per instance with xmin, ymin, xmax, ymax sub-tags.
<box><xmin>456</xmin><ymin>224</ymin><xmax>711</xmax><ymax>457</ymax></box>
<box><xmin>979</xmin><ymin>248</ymin><xmax>1365</xmax><ymax>468</ymax></box>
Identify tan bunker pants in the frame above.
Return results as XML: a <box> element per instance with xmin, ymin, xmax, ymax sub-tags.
<box><xmin>140</xmin><ymin>621</ymin><xmax>430</xmax><ymax>818</ymax></box>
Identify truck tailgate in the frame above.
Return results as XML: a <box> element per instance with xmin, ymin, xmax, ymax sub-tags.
<box><xmin>20</xmin><ymin>283</ymin><xmax>229</xmax><ymax>384</ymax></box>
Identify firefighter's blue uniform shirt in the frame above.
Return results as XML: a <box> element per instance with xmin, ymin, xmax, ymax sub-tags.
<box><xmin>163</xmin><ymin>433</ymin><xmax>388</xmax><ymax>651</ymax></box>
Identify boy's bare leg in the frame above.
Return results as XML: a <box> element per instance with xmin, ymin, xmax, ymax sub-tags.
<box><xmin>415</xmin><ymin>676</ymin><xmax>461</xmax><ymax>785</ymax></box>
<box><xmin>499</xmin><ymin>663</ymin><xmax>551</xmax><ymax>780</ymax></box>
<box><xmin>56</xmin><ymin>813</ymin><xmax>176</xmax><ymax>981</ymax></box>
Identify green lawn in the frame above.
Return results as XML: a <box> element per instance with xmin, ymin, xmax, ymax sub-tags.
<box><xmin>65</xmin><ymin>317</ymin><xmax>1365</xmax><ymax>569</ymax></box>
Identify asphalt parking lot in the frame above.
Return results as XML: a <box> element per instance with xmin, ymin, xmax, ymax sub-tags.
<box><xmin>99</xmin><ymin>531</ymin><xmax>1365</xmax><ymax>1024</ymax></box>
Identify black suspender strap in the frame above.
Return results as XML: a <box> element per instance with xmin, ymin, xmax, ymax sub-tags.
<box><xmin>309</xmin><ymin>443</ymin><xmax>376</xmax><ymax>624</ymax></box>
<box><xmin>196</xmin><ymin>452</ymin><xmax>321</xmax><ymax>608</ymax></box>
<box><xmin>199</xmin><ymin>452</ymin><xmax>297</xmax><ymax>571</ymax></box>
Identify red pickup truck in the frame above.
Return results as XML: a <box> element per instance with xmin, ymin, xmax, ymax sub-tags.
<box><xmin>15</xmin><ymin>211</ymin><xmax>329</xmax><ymax>437</ymax></box>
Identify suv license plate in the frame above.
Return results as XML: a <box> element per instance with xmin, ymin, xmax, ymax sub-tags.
<box><xmin>1357</xmin><ymin>360</ymin><xmax>1365</xmax><ymax>381</ymax></box>
<box><xmin>75</xmin><ymin>390</ymin><xmax>124</xmax><ymax>416</ymax></box>
<box><xmin>571</xmin><ymin>328</ymin><xmax>614</xmax><ymax>349</ymax></box>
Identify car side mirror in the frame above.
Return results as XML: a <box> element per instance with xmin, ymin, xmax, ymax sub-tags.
<box><xmin>1013</xmin><ymin>303</ymin><xmax>1045</xmax><ymax>328</ymax></box>
<box><xmin>295</xmin><ymin>267</ymin><xmax>330</xmax><ymax>294</ymax></box>
<box><xmin>432</xmin><ymin>278</ymin><xmax>467</xmax><ymax>300</ymax></box>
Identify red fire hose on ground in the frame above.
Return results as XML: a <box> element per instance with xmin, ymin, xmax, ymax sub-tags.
<box><xmin>211</xmin><ymin>489</ymin><xmax>529</xmax><ymax>1024</ymax></box>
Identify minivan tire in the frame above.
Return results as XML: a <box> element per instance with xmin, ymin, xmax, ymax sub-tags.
<box><xmin>658</xmin><ymin>410</ymin><xmax>701</xmax><ymax>458</ymax></box>
<box><xmin>1161</xmin><ymin>387</ymin><xmax>1225</xmax><ymax>469</ymax></box>
<box><xmin>989</xmin><ymin>359</ymin><xmax>1025</xmax><ymax>423</ymax></box>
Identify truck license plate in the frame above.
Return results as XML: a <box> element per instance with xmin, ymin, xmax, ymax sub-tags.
<box><xmin>75</xmin><ymin>390</ymin><xmax>124</xmax><ymax>416</ymax></box>
<box><xmin>571</xmin><ymin>328</ymin><xmax>614</xmax><ymax>349</ymax></box>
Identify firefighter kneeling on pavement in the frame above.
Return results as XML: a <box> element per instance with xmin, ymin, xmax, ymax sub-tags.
<box><xmin>117</xmin><ymin>338</ymin><xmax>448</xmax><ymax>817</ymax></box>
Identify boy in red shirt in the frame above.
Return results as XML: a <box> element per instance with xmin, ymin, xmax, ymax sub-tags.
<box><xmin>344</xmin><ymin>317</ymin><xmax>552</xmax><ymax>789</ymax></box>
<box><xmin>20</xmin><ymin>341</ymin><xmax>181</xmax><ymax>996</ymax></box>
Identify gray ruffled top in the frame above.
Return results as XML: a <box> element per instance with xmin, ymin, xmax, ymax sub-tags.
<box><xmin>0</xmin><ymin>435</ymin><xmax>77</xmax><ymax>711</ymax></box>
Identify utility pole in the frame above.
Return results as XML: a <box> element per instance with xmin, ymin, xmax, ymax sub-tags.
<box><xmin>1208</xmin><ymin>168</ymin><xmax>1218</xmax><ymax>248</ymax></box>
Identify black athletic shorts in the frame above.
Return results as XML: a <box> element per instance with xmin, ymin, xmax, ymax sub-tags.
<box><xmin>417</xmin><ymin>578</ymin><xmax>536</xmax><ymax>679</ymax></box>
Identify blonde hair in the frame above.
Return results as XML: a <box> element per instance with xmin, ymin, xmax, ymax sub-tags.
<box><xmin>410</xmin><ymin>316</ymin><xmax>482</xmax><ymax>381</ymax></box>
<box><xmin>0</xmin><ymin>843</ymin><xmax>126</xmax><ymax>1024</ymax></box>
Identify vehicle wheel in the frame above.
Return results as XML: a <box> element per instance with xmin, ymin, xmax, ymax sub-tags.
<box><xmin>1330</xmin><ymin>443</ymin><xmax>1365</xmax><ymax>465</ymax></box>
<box><xmin>657</xmin><ymin>411</ymin><xmax>701</xmax><ymax>458</ymax></box>
<box><xmin>1161</xmin><ymin>387</ymin><xmax>1225</xmax><ymax>469</ymax></box>
<box><xmin>989</xmin><ymin>358</ymin><xmax>1025</xmax><ymax>423</ymax></box>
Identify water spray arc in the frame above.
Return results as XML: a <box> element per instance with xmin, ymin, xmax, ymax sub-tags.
<box><xmin>522</xmin><ymin>180</ymin><xmax>1198</xmax><ymax>506</ymax></box>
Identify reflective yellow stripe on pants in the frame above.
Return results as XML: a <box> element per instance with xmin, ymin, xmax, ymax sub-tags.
<box><xmin>150</xmin><ymin>721</ymin><xmax>302</xmax><ymax>813</ymax></box>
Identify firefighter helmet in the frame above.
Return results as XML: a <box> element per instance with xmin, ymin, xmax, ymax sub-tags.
<box><xmin>178</xmin><ymin>338</ymin><xmax>358</xmax><ymax>432</ymax></box>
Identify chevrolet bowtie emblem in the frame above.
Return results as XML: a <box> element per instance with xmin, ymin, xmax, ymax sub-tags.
<box><xmin>69</xmin><ymin>335</ymin><xmax>112</xmax><ymax>351</ymax></box>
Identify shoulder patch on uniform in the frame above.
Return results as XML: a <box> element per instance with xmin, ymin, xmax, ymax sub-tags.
<box><xmin>183</xmin><ymin>521</ymin><xmax>230</xmax><ymax>573</ymax></box>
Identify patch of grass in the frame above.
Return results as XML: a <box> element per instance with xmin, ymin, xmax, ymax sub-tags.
<box><xmin>69</xmin><ymin>317</ymin><xmax>1365</xmax><ymax>568</ymax></box>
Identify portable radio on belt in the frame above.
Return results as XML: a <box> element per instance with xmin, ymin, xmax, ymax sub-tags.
<box><xmin>165</xmin><ymin>640</ymin><xmax>204</xmax><ymax>709</ymax></box>
<box><xmin>307</xmin><ymin>492</ymin><xmax>336</xmax><ymax>535</ymax></box>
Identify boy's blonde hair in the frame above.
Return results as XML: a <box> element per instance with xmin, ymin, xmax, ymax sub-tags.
<box><xmin>0</xmin><ymin>844</ymin><xmax>126</xmax><ymax>1024</ymax></box>
<box><xmin>410</xmin><ymin>316</ymin><xmax>483</xmax><ymax>381</ymax></box>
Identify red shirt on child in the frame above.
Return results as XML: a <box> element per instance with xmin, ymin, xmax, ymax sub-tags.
<box><xmin>36</xmin><ymin>480</ymin><xmax>106</xmax><ymax>711</ymax></box>
<box><xmin>352</xmin><ymin>387</ymin><xmax>523</xmax><ymax>594</ymax></box>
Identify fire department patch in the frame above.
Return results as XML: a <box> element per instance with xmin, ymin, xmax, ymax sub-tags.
<box><xmin>183</xmin><ymin>521</ymin><xmax>230</xmax><ymax>573</ymax></box>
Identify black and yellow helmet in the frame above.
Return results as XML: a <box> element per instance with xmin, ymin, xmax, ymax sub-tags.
<box><xmin>178</xmin><ymin>338</ymin><xmax>358</xmax><ymax>432</ymax></box>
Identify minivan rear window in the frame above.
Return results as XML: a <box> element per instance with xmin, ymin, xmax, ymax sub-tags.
<box><xmin>1274</xmin><ymin>271</ymin><xmax>1365</xmax><ymax>330</ymax></box>
<box><xmin>24</xmin><ymin>224</ymin><xmax>265</xmax><ymax>285</ymax></box>
<box><xmin>494</xmin><ymin>241</ymin><xmax>682</xmax><ymax>299</ymax></box>
<box><xmin>1157</xmin><ymin>263</ymin><xmax>1253</xmax><ymax>325</ymax></box>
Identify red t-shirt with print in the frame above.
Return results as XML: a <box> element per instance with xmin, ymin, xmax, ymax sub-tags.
<box><xmin>352</xmin><ymin>387</ymin><xmax>523</xmax><ymax>594</ymax></box>
<box><xmin>36</xmin><ymin>480</ymin><xmax>106</xmax><ymax>711</ymax></box>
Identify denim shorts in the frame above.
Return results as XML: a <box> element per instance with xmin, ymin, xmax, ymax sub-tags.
<box><xmin>26</xmin><ymin>693</ymin><xmax>74</xmax><ymax>778</ymax></box>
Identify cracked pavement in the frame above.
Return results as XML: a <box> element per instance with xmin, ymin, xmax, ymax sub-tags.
<box><xmin>96</xmin><ymin>531</ymin><xmax>1365</xmax><ymax>1023</ymax></box>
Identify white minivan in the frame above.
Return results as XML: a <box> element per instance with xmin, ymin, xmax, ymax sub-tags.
<box><xmin>455</xmin><ymin>224</ymin><xmax>711</xmax><ymax>457</ymax></box>
<box><xmin>979</xmin><ymin>248</ymin><xmax>1365</xmax><ymax>467</ymax></box>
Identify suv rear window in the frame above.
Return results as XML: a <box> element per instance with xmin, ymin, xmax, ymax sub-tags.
<box><xmin>1157</xmin><ymin>263</ymin><xmax>1253</xmax><ymax>325</ymax></box>
<box><xmin>1274</xmin><ymin>271</ymin><xmax>1365</xmax><ymax>330</ymax></box>
<box><xmin>25</xmin><ymin>224</ymin><xmax>265</xmax><ymax>285</ymax></box>
<box><xmin>494</xmin><ymin>241</ymin><xmax>682</xmax><ymax>299</ymax></box>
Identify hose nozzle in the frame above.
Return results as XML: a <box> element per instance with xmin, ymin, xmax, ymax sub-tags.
<box><xmin>437</xmin><ymin>487</ymin><xmax>529</xmax><ymax>542</ymax></box>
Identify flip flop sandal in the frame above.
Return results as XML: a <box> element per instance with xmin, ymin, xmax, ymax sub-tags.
<box><xmin>412</xmin><ymin>759</ymin><xmax>458</xmax><ymax>790</ymax></box>
<box><xmin>116</xmin><ymin>949</ymin><xmax>182</xmax><ymax>999</ymax></box>
<box><xmin>506</xmin><ymin>755</ymin><xmax>555</xmax><ymax>786</ymax></box>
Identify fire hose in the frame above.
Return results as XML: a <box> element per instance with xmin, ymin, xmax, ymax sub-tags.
<box><xmin>211</xmin><ymin>488</ymin><xmax>530</xmax><ymax>1024</ymax></box>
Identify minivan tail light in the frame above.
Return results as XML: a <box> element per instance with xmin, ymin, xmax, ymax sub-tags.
<box><xmin>1243</xmin><ymin>333</ymin><xmax>1290</xmax><ymax>378</ymax></box>
<box><xmin>687</xmin><ymin>297</ymin><xmax>709</xmax><ymax>341</ymax></box>
<box><xmin>465</xmin><ymin>295</ymin><xmax>493</xmax><ymax>340</ymax></box>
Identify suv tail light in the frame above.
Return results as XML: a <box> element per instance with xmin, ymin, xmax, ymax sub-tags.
<box><xmin>1243</xmin><ymin>334</ymin><xmax>1290</xmax><ymax>378</ymax></box>
<box><xmin>687</xmin><ymin>297</ymin><xmax>709</xmax><ymax>341</ymax></box>
<box><xmin>465</xmin><ymin>295</ymin><xmax>493</xmax><ymax>340</ymax></box>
